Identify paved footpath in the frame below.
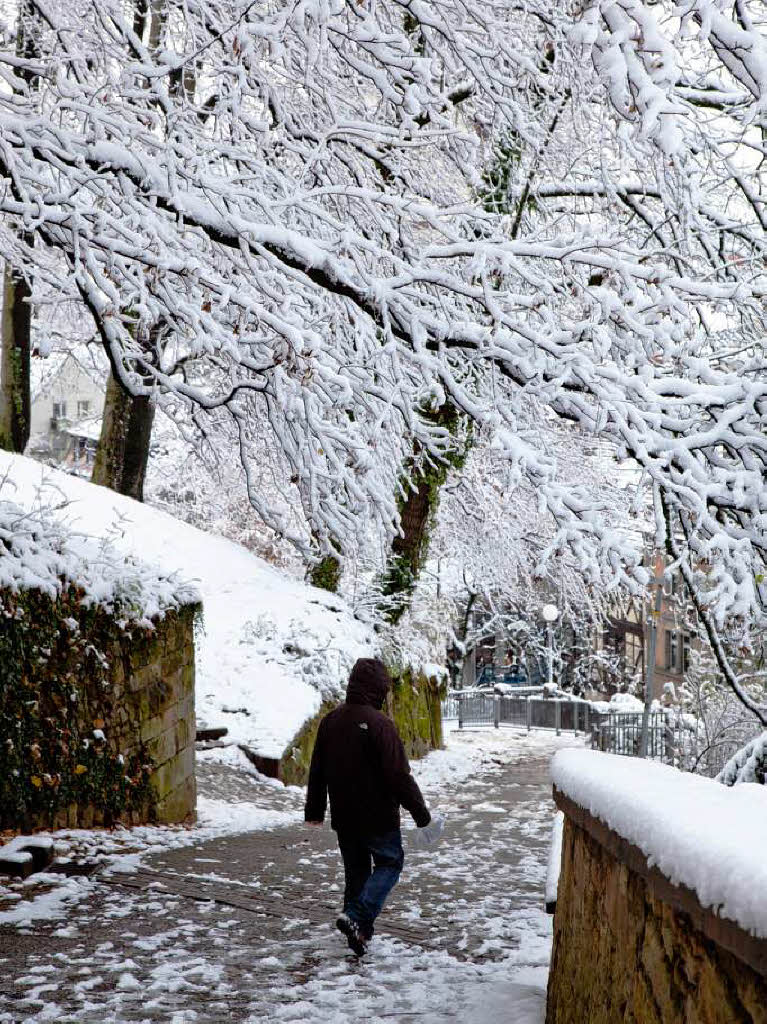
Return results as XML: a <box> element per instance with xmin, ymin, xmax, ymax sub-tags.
<box><xmin>0</xmin><ymin>732</ymin><xmax>574</xmax><ymax>1024</ymax></box>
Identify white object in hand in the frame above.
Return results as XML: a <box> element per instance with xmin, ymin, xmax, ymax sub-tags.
<box><xmin>411</xmin><ymin>813</ymin><xmax>446</xmax><ymax>849</ymax></box>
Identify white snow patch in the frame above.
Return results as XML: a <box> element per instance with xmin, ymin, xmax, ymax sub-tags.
<box><xmin>545</xmin><ymin>812</ymin><xmax>564</xmax><ymax>908</ymax></box>
<box><xmin>0</xmin><ymin>874</ymin><xmax>85</xmax><ymax>926</ymax></box>
<box><xmin>0</xmin><ymin>483</ymin><xmax>197</xmax><ymax>623</ymax></box>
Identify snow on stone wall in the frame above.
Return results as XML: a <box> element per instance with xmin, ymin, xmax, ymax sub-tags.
<box><xmin>551</xmin><ymin>748</ymin><xmax>767</xmax><ymax>939</ymax></box>
<box><xmin>0</xmin><ymin>487</ymin><xmax>199</xmax><ymax>624</ymax></box>
<box><xmin>547</xmin><ymin>808</ymin><xmax>767</xmax><ymax>1024</ymax></box>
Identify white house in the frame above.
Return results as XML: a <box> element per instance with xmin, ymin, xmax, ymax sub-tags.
<box><xmin>28</xmin><ymin>351</ymin><xmax>106</xmax><ymax>469</ymax></box>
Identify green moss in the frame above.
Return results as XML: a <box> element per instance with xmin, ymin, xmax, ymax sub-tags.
<box><xmin>279</xmin><ymin>699</ymin><xmax>338</xmax><ymax>788</ymax></box>
<box><xmin>310</xmin><ymin>555</ymin><xmax>342</xmax><ymax>594</ymax></box>
<box><xmin>387</xmin><ymin>666</ymin><xmax>444</xmax><ymax>759</ymax></box>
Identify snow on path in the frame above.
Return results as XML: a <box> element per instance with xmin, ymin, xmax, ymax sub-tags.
<box><xmin>0</xmin><ymin>451</ymin><xmax>374</xmax><ymax>757</ymax></box>
<box><xmin>0</xmin><ymin>728</ymin><xmax>584</xmax><ymax>1023</ymax></box>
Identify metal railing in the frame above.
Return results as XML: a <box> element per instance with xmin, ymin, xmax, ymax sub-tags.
<box><xmin>588</xmin><ymin>709</ymin><xmax>697</xmax><ymax>764</ymax></box>
<box><xmin>441</xmin><ymin>693</ymin><xmax>589</xmax><ymax>736</ymax></box>
<box><xmin>441</xmin><ymin>693</ymin><xmax>705</xmax><ymax>768</ymax></box>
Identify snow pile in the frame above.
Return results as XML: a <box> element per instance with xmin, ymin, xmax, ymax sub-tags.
<box><xmin>718</xmin><ymin>732</ymin><xmax>767</xmax><ymax>787</ymax></box>
<box><xmin>551</xmin><ymin>749</ymin><xmax>767</xmax><ymax>938</ymax></box>
<box><xmin>587</xmin><ymin>692</ymin><xmax>653</xmax><ymax>714</ymax></box>
<box><xmin>0</xmin><ymin>452</ymin><xmax>375</xmax><ymax>758</ymax></box>
<box><xmin>545</xmin><ymin>812</ymin><xmax>564</xmax><ymax>909</ymax></box>
<box><xmin>0</xmin><ymin>484</ymin><xmax>198</xmax><ymax>624</ymax></box>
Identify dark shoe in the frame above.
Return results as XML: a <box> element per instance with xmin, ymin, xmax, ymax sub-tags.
<box><xmin>336</xmin><ymin>913</ymin><xmax>367</xmax><ymax>956</ymax></box>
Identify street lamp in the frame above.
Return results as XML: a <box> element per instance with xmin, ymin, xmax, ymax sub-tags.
<box><xmin>542</xmin><ymin>604</ymin><xmax>559</xmax><ymax>690</ymax></box>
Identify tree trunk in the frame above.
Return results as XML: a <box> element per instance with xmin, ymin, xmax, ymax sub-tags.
<box><xmin>91</xmin><ymin>371</ymin><xmax>155</xmax><ymax>501</ymax></box>
<box><xmin>0</xmin><ymin>2</ymin><xmax>38</xmax><ymax>453</ymax></box>
<box><xmin>90</xmin><ymin>0</ymin><xmax>165</xmax><ymax>500</ymax></box>
<box><xmin>380</xmin><ymin>404</ymin><xmax>468</xmax><ymax>623</ymax></box>
<box><xmin>0</xmin><ymin>264</ymin><xmax>31</xmax><ymax>452</ymax></box>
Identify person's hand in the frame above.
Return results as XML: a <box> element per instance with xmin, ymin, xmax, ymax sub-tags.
<box><xmin>305</xmin><ymin>820</ymin><xmax>323</xmax><ymax>827</ymax></box>
<box><xmin>413</xmin><ymin>813</ymin><xmax>446</xmax><ymax>849</ymax></box>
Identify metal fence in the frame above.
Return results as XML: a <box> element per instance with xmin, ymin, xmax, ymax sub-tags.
<box><xmin>441</xmin><ymin>693</ymin><xmax>696</xmax><ymax>765</ymax></box>
<box><xmin>588</xmin><ymin>709</ymin><xmax>700</xmax><ymax>764</ymax></box>
<box><xmin>441</xmin><ymin>693</ymin><xmax>589</xmax><ymax>736</ymax></box>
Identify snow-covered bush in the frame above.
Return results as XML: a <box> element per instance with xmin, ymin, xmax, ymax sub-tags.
<box><xmin>675</xmin><ymin>643</ymin><xmax>767</xmax><ymax>778</ymax></box>
<box><xmin>0</xmin><ymin>484</ymin><xmax>198</xmax><ymax>624</ymax></box>
<box><xmin>717</xmin><ymin>734</ymin><xmax>767</xmax><ymax>787</ymax></box>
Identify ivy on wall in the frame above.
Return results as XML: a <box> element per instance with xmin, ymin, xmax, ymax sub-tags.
<box><xmin>0</xmin><ymin>585</ymin><xmax>154</xmax><ymax>831</ymax></box>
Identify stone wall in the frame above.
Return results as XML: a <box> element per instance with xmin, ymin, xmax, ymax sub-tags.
<box><xmin>0</xmin><ymin>585</ymin><xmax>199</xmax><ymax>831</ymax></box>
<box><xmin>547</xmin><ymin>792</ymin><xmax>767</xmax><ymax>1024</ymax></box>
<box><xmin>276</xmin><ymin>667</ymin><xmax>445</xmax><ymax>786</ymax></box>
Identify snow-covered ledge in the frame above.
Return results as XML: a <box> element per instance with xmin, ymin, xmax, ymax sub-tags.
<box><xmin>547</xmin><ymin>750</ymin><xmax>767</xmax><ymax>1024</ymax></box>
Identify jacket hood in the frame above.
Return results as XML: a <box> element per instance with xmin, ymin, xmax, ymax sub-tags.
<box><xmin>346</xmin><ymin>658</ymin><xmax>391</xmax><ymax>710</ymax></box>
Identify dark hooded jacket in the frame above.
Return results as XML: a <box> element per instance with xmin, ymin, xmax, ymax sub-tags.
<box><xmin>304</xmin><ymin>658</ymin><xmax>431</xmax><ymax>834</ymax></box>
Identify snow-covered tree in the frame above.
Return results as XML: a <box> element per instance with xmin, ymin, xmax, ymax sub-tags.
<box><xmin>0</xmin><ymin>0</ymin><xmax>765</xmax><ymax>721</ymax></box>
<box><xmin>402</xmin><ymin>420</ymin><xmax>638</xmax><ymax>688</ymax></box>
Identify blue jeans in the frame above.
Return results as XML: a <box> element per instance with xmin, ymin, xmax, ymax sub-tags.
<box><xmin>337</xmin><ymin>828</ymin><xmax>404</xmax><ymax>937</ymax></box>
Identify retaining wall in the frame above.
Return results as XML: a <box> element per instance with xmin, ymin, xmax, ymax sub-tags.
<box><xmin>547</xmin><ymin>789</ymin><xmax>767</xmax><ymax>1024</ymax></box>
<box><xmin>0</xmin><ymin>585</ymin><xmax>199</xmax><ymax>830</ymax></box>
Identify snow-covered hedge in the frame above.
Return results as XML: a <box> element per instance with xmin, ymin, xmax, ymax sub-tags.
<box><xmin>551</xmin><ymin>749</ymin><xmax>767</xmax><ymax>939</ymax></box>
<box><xmin>718</xmin><ymin>733</ymin><xmax>767</xmax><ymax>787</ymax></box>
<box><xmin>0</xmin><ymin>491</ymin><xmax>199</xmax><ymax>624</ymax></box>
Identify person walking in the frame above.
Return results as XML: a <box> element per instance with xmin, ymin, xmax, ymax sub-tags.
<box><xmin>304</xmin><ymin>657</ymin><xmax>432</xmax><ymax>956</ymax></box>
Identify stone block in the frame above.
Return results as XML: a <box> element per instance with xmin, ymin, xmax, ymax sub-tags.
<box><xmin>140</xmin><ymin>704</ymin><xmax>177</xmax><ymax>746</ymax></box>
<box><xmin>0</xmin><ymin>850</ymin><xmax>35</xmax><ymax>879</ymax></box>
<box><xmin>174</xmin><ymin>715</ymin><xmax>193</xmax><ymax>754</ymax></box>
<box><xmin>140</xmin><ymin>694</ymin><xmax>194</xmax><ymax>746</ymax></box>
<box><xmin>147</xmin><ymin>678</ymin><xmax>173</xmax><ymax>717</ymax></box>
<box><xmin>109</xmin><ymin>655</ymin><xmax>125</xmax><ymax>688</ymax></box>
<box><xmin>181</xmin><ymin>660</ymin><xmax>195</xmax><ymax>696</ymax></box>
<box><xmin>161</xmin><ymin>648</ymin><xmax>184</xmax><ymax>679</ymax></box>
<box><xmin>125</xmin><ymin>631</ymin><xmax>157</xmax><ymax>673</ymax></box>
<box><xmin>125</xmin><ymin>660</ymin><xmax>163</xmax><ymax>695</ymax></box>
<box><xmin>151</xmin><ymin>744</ymin><xmax>195</xmax><ymax>803</ymax></box>
<box><xmin>154</xmin><ymin>773</ymin><xmax>197</xmax><ymax>825</ymax></box>
<box><xmin>156</xmin><ymin>615</ymin><xmax>178</xmax><ymax>652</ymax></box>
<box><xmin>163</xmin><ymin>667</ymin><xmax>187</xmax><ymax>709</ymax></box>
<box><xmin>146</xmin><ymin>725</ymin><xmax>178</xmax><ymax>767</ymax></box>
<box><xmin>17</xmin><ymin>837</ymin><xmax>55</xmax><ymax>872</ymax></box>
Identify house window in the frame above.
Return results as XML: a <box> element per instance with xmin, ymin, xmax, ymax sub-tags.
<box><xmin>77</xmin><ymin>399</ymin><xmax>90</xmax><ymax>417</ymax></box>
<box><xmin>625</xmin><ymin>631</ymin><xmax>643</xmax><ymax>674</ymax></box>
<box><xmin>52</xmin><ymin>400</ymin><xmax>67</xmax><ymax>420</ymax></box>
<box><xmin>664</xmin><ymin>630</ymin><xmax>690</xmax><ymax>673</ymax></box>
<box><xmin>664</xmin><ymin>630</ymin><xmax>679</xmax><ymax>672</ymax></box>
